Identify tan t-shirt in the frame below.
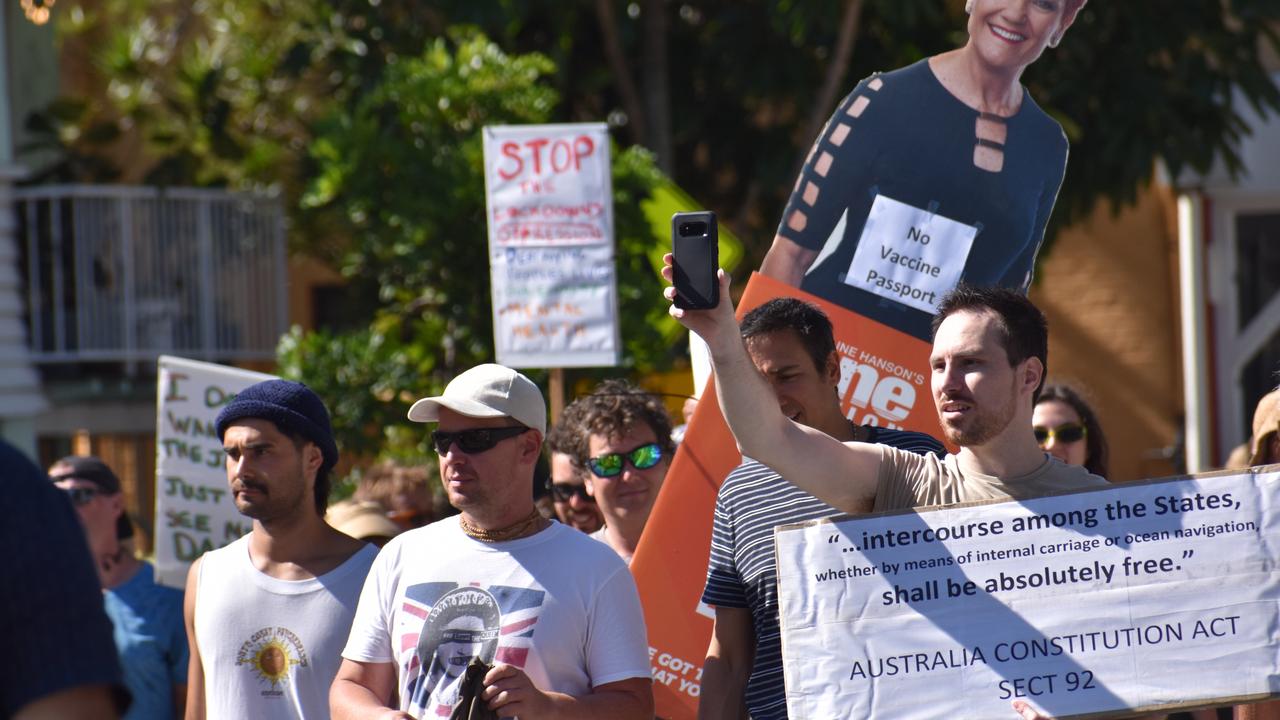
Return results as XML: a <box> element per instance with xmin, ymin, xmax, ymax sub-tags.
<box><xmin>872</xmin><ymin>445</ymin><xmax>1108</xmax><ymax>512</ymax></box>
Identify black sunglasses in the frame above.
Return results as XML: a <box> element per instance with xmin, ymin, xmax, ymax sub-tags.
<box><xmin>431</xmin><ymin>426</ymin><xmax>529</xmax><ymax>455</ymax></box>
<box><xmin>1033</xmin><ymin>423</ymin><xmax>1087</xmax><ymax>446</ymax></box>
<box><xmin>59</xmin><ymin>485</ymin><xmax>101</xmax><ymax>506</ymax></box>
<box><xmin>549</xmin><ymin>483</ymin><xmax>595</xmax><ymax>503</ymax></box>
<box><xmin>587</xmin><ymin>442</ymin><xmax>664</xmax><ymax>478</ymax></box>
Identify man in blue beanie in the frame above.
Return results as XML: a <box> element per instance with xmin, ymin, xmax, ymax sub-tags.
<box><xmin>183</xmin><ymin>379</ymin><xmax>378</xmax><ymax>720</ymax></box>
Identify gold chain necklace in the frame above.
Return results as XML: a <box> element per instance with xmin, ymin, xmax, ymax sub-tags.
<box><xmin>458</xmin><ymin>507</ymin><xmax>546</xmax><ymax>542</ymax></box>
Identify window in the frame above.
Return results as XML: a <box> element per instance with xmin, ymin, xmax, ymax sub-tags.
<box><xmin>1234</xmin><ymin>212</ymin><xmax>1280</xmax><ymax>437</ymax></box>
<box><xmin>1234</xmin><ymin>212</ymin><xmax>1280</xmax><ymax>331</ymax></box>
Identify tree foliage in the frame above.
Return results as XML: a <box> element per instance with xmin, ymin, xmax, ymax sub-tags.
<box><xmin>1023</xmin><ymin>1</ymin><xmax>1280</xmax><ymax>224</ymax></box>
<box><xmin>44</xmin><ymin>0</ymin><xmax>1280</xmax><ymax>251</ymax></box>
<box><xmin>422</xmin><ymin>1</ymin><xmax>1280</xmax><ymax>259</ymax></box>
<box><xmin>287</xmin><ymin>32</ymin><xmax>667</xmax><ymax>457</ymax></box>
<box><xmin>36</xmin><ymin>0</ymin><xmax>1280</xmax><ymax>461</ymax></box>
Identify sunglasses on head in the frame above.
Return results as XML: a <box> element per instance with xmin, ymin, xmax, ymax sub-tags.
<box><xmin>549</xmin><ymin>483</ymin><xmax>594</xmax><ymax>503</ymax></box>
<box><xmin>431</xmin><ymin>426</ymin><xmax>528</xmax><ymax>455</ymax></box>
<box><xmin>59</xmin><ymin>485</ymin><xmax>101</xmax><ymax>506</ymax></box>
<box><xmin>587</xmin><ymin>442</ymin><xmax>664</xmax><ymax>479</ymax></box>
<box><xmin>1033</xmin><ymin>423</ymin><xmax>1087</xmax><ymax>446</ymax></box>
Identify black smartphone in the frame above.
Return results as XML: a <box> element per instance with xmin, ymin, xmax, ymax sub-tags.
<box><xmin>672</xmin><ymin>211</ymin><xmax>719</xmax><ymax>310</ymax></box>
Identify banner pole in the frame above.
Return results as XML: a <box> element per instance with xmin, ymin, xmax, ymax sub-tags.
<box><xmin>549</xmin><ymin>368</ymin><xmax>565</xmax><ymax>425</ymax></box>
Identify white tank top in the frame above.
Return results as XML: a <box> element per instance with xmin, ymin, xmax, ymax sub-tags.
<box><xmin>195</xmin><ymin>534</ymin><xmax>378</xmax><ymax>720</ymax></box>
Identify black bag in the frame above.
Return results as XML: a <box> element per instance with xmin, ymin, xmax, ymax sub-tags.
<box><xmin>449</xmin><ymin>658</ymin><xmax>499</xmax><ymax>720</ymax></box>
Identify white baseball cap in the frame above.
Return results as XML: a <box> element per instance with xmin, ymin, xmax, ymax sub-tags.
<box><xmin>407</xmin><ymin>364</ymin><xmax>546</xmax><ymax>435</ymax></box>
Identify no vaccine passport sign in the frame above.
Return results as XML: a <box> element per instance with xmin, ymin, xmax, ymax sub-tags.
<box><xmin>776</xmin><ymin>467</ymin><xmax>1280</xmax><ymax>718</ymax></box>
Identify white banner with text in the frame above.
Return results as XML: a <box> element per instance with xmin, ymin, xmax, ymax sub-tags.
<box><xmin>483</xmin><ymin>123</ymin><xmax>619</xmax><ymax>368</ymax></box>
<box><xmin>153</xmin><ymin>356</ymin><xmax>274</xmax><ymax>588</ymax></box>
<box><xmin>777</xmin><ymin>468</ymin><xmax>1280</xmax><ymax>719</ymax></box>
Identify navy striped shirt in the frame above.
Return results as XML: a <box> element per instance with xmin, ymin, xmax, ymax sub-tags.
<box><xmin>701</xmin><ymin>425</ymin><xmax>944</xmax><ymax>719</ymax></box>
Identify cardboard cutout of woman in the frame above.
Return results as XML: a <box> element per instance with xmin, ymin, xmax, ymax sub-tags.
<box><xmin>761</xmin><ymin>0</ymin><xmax>1086</xmax><ymax>340</ymax></box>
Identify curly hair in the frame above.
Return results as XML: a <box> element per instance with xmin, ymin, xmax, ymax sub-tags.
<box><xmin>546</xmin><ymin>400</ymin><xmax>591</xmax><ymax>464</ymax></box>
<box><xmin>564</xmin><ymin>379</ymin><xmax>675</xmax><ymax>467</ymax></box>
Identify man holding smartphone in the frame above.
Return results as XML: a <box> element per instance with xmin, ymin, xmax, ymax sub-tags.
<box><xmin>672</xmin><ymin>211</ymin><xmax>720</xmax><ymax>311</ymax></box>
<box><xmin>699</xmin><ymin>298</ymin><xmax>943</xmax><ymax>719</ymax></box>
<box><xmin>662</xmin><ymin>262</ymin><xmax>1107</xmax><ymax>719</ymax></box>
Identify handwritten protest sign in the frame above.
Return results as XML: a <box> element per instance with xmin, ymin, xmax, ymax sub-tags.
<box><xmin>776</xmin><ymin>467</ymin><xmax>1280</xmax><ymax>719</ymax></box>
<box><xmin>153</xmin><ymin>356</ymin><xmax>274</xmax><ymax>588</ymax></box>
<box><xmin>483</xmin><ymin>123</ymin><xmax>619</xmax><ymax>367</ymax></box>
<box><xmin>489</xmin><ymin>244</ymin><xmax>618</xmax><ymax>366</ymax></box>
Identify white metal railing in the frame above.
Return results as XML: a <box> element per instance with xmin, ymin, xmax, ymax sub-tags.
<box><xmin>15</xmin><ymin>185</ymin><xmax>287</xmax><ymax>366</ymax></box>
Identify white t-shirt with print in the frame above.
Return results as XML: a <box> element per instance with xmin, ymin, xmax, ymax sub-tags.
<box><xmin>194</xmin><ymin>534</ymin><xmax>378</xmax><ymax>720</ymax></box>
<box><xmin>342</xmin><ymin>518</ymin><xmax>650</xmax><ymax>718</ymax></box>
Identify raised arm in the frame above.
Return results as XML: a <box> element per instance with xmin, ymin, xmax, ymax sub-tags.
<box><xmin>661</xmin><ymin>257</ymin><xmax>882</xmax><ymax>512</ymax></box>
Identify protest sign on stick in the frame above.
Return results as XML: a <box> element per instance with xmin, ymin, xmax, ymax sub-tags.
<box><xmin>630</xmin><ymin>272</ymin><xmax>945</xmax><ymax>718</ymax></box>
<box><xmin>776</xmin><ymin>467</ymin><xmax>1280</xmax><ymax>719</ymax></box>
<box><xmin>482</xmin><ymin>123</ymin><xmax>619</xmax><ymax>368</ymax></box>
<box><xmin>153</xmin><ymin>356</ymin><xmax>274</xmax><ymax>588</ymax></box>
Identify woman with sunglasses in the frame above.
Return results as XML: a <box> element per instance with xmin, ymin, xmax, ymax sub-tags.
<box><xmin>1025</xmin><ymin>391</ymin><xmax>1172</xmax><ymax>720</ymax></box>
<box><xmin>1032</xmin><ymin>384</ymin><xmax>1109</xmax><ymax>479</ymax></box>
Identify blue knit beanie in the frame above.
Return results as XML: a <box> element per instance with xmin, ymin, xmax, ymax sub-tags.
<box><xmin>215</xmin><ymin>379</ymin><xmax>339</xmax><ymax>472</ymax></box>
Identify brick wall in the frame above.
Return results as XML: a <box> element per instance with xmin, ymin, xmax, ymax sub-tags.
<box><xmin>1029</xmin><ymin>183</ymin><xmax>1183</xmax><ymax>482</ymax></box>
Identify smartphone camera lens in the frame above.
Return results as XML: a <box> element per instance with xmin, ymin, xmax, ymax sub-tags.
<box><xmin>679</xmin><ymin>222</ymin><xmax>707</xmax><ymax>237</ymax></box>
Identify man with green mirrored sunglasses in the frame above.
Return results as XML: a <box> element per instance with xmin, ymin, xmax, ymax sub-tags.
<box><xmin>564</xmin><ymin>379</ymin><xmax>676</xmax><ymax>565</ymax></box>
<box><xmin>587</xmin><ymin>442</ymin><xmax>665</xmax><ymax>479</ymax></box>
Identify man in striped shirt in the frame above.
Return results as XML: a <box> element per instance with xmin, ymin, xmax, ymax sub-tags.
<box><xmin>698</xmin><ymin>298</ymin><xmax>944</xmax><ymax>720</ymax></box>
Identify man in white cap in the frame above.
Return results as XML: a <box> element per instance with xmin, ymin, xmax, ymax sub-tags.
<box><xmin>331</xmin><ymin>364</ymin><xmax>654</xmax><ymax>720</ymax></box>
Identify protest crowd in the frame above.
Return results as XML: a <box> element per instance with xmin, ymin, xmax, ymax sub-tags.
<box><xmin>13</xmin><ymin>283</ymin><xmax>1280</xmax><ymax>720</ymax></box>
<box><xmin>6</xmin><ymin>1</ymin><xmax>1280</xmax><ymax>720</ymax></box>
